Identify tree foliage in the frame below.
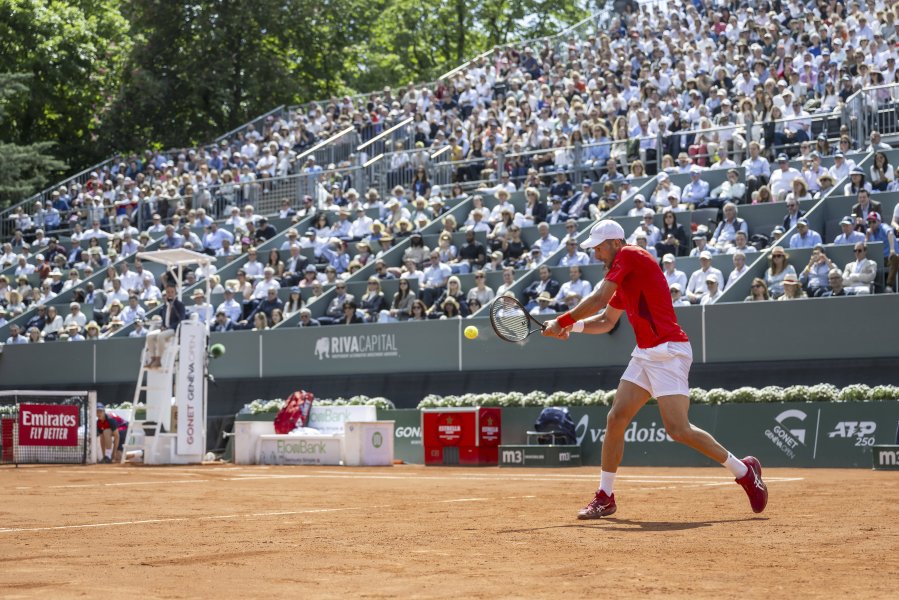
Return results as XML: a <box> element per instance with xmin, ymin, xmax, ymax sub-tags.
<box><xmin>0</xmin><ymin>0</ymin><xmax>132</xmax><ymax>160</ymax></box>
<box><xmin>0</xmin><ymin>72</ymin><xmax>66</xmax><ymax>204</ymax></box>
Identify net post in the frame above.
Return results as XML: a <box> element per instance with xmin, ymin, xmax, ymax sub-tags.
<box><xmin>87</xmin><ymin>391</ymin><xmax>98</xmax><ymax>465</ymax></box>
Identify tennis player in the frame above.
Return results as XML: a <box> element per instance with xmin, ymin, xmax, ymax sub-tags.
<box><xmin>543</xmin><ymin>220</ymin><xmax>768</xmax><ymax>519</ymax></box>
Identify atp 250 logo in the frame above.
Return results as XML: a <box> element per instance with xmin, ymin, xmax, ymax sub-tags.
<box><xmin>828</xmin><ymin>421</ymin><xmax>876</xmax><ymax>447</ymax></box>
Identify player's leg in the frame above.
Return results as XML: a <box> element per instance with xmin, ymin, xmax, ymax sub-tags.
<box><xmin>656</xmin><ymin>394</ymin><xmax>767</xmax><ymax>513</ymax></box>
<box><xmin>649</xmin><ymin>345</ymin><xmax>767</xmax><ymax>512</ymax></box>
<box><xmin>602</xmin><ymin>379</ymin><xmax>653</xmax><ymax>474</ymax></box>
<box><xmin>656</xmin><ymin>394</ymin><xmax>727</xmax><ymax>462</ymax></box>
<box><xmin>577</xmin><ymin>378</ymin><xmax>651</xmax><ymax>520</ymax></box>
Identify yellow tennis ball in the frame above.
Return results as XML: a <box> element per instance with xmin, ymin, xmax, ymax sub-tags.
<box><xmin>464</xmin><ymin>325</ymin><xmax>479</xmax><ymax>340</ymax></box>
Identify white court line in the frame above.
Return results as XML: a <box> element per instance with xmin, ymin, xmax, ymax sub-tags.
<box><xmin>0</xmin><ymin>506</ymin><xmax>364</xmax><ymax>534</ymax></box>
<box><xmin>218</xmin><ymin>473</ymin><xmax>803</xmax><ymax>483</ymax></box>
<box><xmin>49</xmin><ymin>480</ymin><xmax>211</xmax><ymax>489</ymax></box>
<box><xmin>439</xmin><ymin>498</ymin><xmax>489</xmax><ymax>503</ymax></box>
<box><xmin>0</xmin><ymin>500</ymin><xmax>498</xmax><ymax>535</ymax></box>
<box><xmin>10</xmin><ymin>472</ymin><xmax>805</xmax><ymax>491</ymax></box>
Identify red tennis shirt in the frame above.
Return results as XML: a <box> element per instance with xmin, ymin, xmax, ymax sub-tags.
<box><xmin>605</xmin><ymin>245</ymin><xmax>690</xmax><ymax>349</ymax></box>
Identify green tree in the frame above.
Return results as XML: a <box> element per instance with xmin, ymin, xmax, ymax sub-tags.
<box><xmin>0</xmin><ymin>72</ymin><xmax>66</xmax><ymax>207</ymax></box>
<box><xmin>104</xmin><ymin>0</ymin><xmax>310</xmax><ymax>150</ymax></box>
<box><xmin>0</xmin><ymin>0</ymin><xmax>132</xmax><ymax>169</ymax></box>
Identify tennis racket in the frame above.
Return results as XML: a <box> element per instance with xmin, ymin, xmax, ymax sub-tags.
<box><xmin>489</xmin><ymin>295</ymin><xmax>545</xmax><ymax>343</ymax></box>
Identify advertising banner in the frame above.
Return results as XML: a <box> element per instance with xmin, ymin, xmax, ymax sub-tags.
<box><xmin>17</xmin><ymin>404</ymin><xmax>79</xmax><ymax>446</ymax></box>
<box><xmin>256</xmin><ymin>435</ymin><xmax>342</xmax><ymax>466</ymax></box>
<box><xmin>307</xmin><ymin>405</ymin><xmax>377</xmax><ymax>436</ymax></box>
<box><xmin>176</xmin><ymin>321</ymin><xmax>206</xmax><ymax>456</ymax></box>
<box><xmin>384</xmin><ymin>402</ymin><xmax>899</xmax><ymax>468</ymax></box>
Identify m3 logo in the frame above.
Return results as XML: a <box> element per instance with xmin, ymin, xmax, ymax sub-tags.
<box><xmin>501</xmin><ymin>449</ymin><xmax>523</xmax><ymax>464</ymax></box>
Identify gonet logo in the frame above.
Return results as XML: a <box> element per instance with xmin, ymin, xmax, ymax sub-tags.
<box><xmin>764</xmin><ymin>409</ymin><xmax>807</xmax><ymax>460</ymax></box>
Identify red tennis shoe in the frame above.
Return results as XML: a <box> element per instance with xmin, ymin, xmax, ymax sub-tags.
<box><xmin>577</xmin><ymin>490</ymin><xmax>617</xmax><ymax>520</ymax></box>
<box><xmin>736</xmin><ymin>456</ymin><xmax>768</xmax><ymax>513</ymax></box>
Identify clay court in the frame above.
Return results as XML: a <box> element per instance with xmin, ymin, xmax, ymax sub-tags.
<box><xmin>1</xmin><ymin>464</ymin><xmax>897</xmax><ymax>598</ymax></box>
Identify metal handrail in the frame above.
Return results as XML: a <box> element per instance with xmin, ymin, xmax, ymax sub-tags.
<box><xmin>214</xmin><ymin>105</ymin><xmax>287</xmax><ymax>144</ymax></box>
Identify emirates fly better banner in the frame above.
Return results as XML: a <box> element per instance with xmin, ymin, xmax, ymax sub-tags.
<box><xmin>18</xmin><ymin>404</ymin><xmax>79</xmax><ymax>446</ymax></box>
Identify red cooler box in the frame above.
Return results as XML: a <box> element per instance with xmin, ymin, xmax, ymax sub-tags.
<box><xmin>422</xmin><ymin>407</ymin><xmax>501</xmax><ymax>466</ymax></box>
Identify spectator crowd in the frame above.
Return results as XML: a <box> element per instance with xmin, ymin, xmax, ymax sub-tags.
<box><xmin>3</xmin><ymin>0</ymin><xmax>899</xmax><ymax>344</ymax></box>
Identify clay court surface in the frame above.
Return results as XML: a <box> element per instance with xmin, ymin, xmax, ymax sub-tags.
<box><xmin>1</xmin><ymin>465</ymin><xmax>896</xmax><ymax>599</ymax></box>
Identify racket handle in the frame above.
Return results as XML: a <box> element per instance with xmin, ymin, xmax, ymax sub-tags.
<box><xmin>571</xmin><ymin>321</ymin><xmax>585</xmax><ymax>333</ymax></box>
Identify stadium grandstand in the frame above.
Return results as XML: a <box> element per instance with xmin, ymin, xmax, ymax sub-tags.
<box><xmin>1</xmin><ymin>0</ymin><xmax>899</xmax><ymax>409</ymax></box>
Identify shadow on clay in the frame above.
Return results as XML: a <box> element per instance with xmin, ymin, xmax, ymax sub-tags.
<box><xmin>497</xmin><ymin>517</ymin><xmax>768</xmax><ymax>534</ymax></box>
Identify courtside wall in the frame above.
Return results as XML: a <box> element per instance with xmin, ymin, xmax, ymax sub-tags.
<box><xmin>0</xmin><ymin>294</ymin><xmax>897</xmax><ymax>387</ymax></box>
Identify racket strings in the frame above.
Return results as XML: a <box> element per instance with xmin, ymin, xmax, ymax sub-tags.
<box><xmin>490</xmin><ymin>296</ymin><xmax>531</xmax><ymax>342</ymax></box>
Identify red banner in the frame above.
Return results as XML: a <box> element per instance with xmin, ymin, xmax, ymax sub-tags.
<box><xmin>18</xmin><ymin>404</ymin><xmax>80</xmax><ymax>446</ymax></box>
<box><xmin>423</xmin><ymin>411</ymin><xmax>476</xmax><ymax>447</ymax></box>
<box><xmin>478</xmin><ymin>408</ymin><xmax>502</xmax><ymax>446</ymax></box>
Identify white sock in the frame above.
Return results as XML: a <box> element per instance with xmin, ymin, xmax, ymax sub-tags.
<box><xmin>722</xmin><ymin>453</ymin><xmax>748</xmax><ymax>478</ymax></box>
<box><xmin>599</xmin><ymin>470</ymin><xmax>616</xmax><ymax>495</ymax></box>
<box><xmin>104</xmin><ymin>448</ymin><xmax>113</xmax><ymax>459</ymax></box>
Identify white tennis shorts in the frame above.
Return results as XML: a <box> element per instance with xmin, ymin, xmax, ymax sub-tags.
<box><xmin>620</xmin><ymin>341</ymin><xmax>693</xmax><ymax>398</ymax></box>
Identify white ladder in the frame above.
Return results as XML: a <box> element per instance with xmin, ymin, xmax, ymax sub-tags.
<box><xmin>121</xmin><ymin>335</ymin><xmax>178</xmax><ymax>463</ymax></box>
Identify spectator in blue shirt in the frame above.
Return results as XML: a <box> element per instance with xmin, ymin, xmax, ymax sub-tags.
<box><xmin>865</xmin><ymin>212</ymin><xmax>899</xmax><ymax>291</ymax></box>
<box><xmin>789</xmin><ymin>218</ymin><xmax>823</xmax><ymax>249</ymax></box>
<box><xmin>683</xmin><ymin>166</ymin><xmax>711</xmax><ymax>207</ymax></box>
<box><xmin>833</xmin><ymin>216</ymin><xmax>866</xmax><ymax>245</ymax></box>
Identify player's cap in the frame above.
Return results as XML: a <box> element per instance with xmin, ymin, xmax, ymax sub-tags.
<box><xmin>867</xmin><ymin>212</ymin><xmax>881</xmax><ymax>222</ymax></box>
<box><xmin>705</xmin><ymin>273</ymin><xmax>719</xmax><ymax>283</ymax></box>
<box><xmin>662</xmin><ymin>253</ymin><xmax>675</xmax><ymax>263</ymax></box>
<box><xmin>699</xmin><ymin>250</ymin><xmax>713</xmax><ymax>260</ymax></box>
<box><xmin>840</xmin><ymin>216</ymin><xmax>854</xmax><ymax>225</ymax></box>
<box><xmin>537</xmin><ymin>292</ymin><xmax>552</xmax><ymax>301</ymax></box>
<box><xmin>658</xmin><ymin>172</ymin><xmax>669</xmax><ymax>181</ymax></box>
<box><xmin>550</xmin><ymin>195</ymin><xmax>562</xmax><ymax>203</ymax></box>
<box><xmin>833</xmin><ymin>151</ymin><xmax>844</xmax><ymax>158</ymax></box>
<box><xmin>771</xmin><ymin>225</ymin><xmax>785</xmax><ymax>234</ymax></box>
<box><xmin>579</xmin><ymin>220</ymin><xmax>626</xmax><ymax>250</ymax></box>
<box><xmin>776</xmin><ymin>154</ymin><xmax>789</xmax><ymax>162</ymax></box>
<box><xmin>797</xmin><ymin>218</ymin><xmax>809</xmax><ymax>227</ymax></box>
<box><xmin>850</xmin><ymin>166</ymin><xmax>865</xmax><ymax>176</ymax></box>
<box><xmin>96</xmin><ymin>402</ymin><xmax>105</xmax><ymax>411</ymax></box>
<box><xmin>582</xmin><ymin>179</ymin><xmax>593</xmax><ymax>187</ymax></box>
<box><xmin>669</xmin><ymin>283</ymin><xmax>682</xmax><ymax>292</ymax></box>
<box><xmin>690</xmin><ymin>165</ymin><xmax>702</xmax><ymax>174</ymax></box>
<box><xmin>304</xmin><ymin>265</ymin><xmax>318</xmax><ymax>272</ymax></box>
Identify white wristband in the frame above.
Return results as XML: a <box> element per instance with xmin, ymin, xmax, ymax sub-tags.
<box><xmin>570</xmin><ymin>321</ymin><xmax>585</xmax><ymax>333</ymax></box>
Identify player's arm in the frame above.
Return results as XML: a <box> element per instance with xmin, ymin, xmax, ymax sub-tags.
<box><xmin>576</xmin><ymin>304</ymin><xmax>623</xmax><ymax>335</ymax></box>
<box><xmin>543</xmin><ymin>279</ymin><xmax>618</xmax><ymax>338</ymax></box>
